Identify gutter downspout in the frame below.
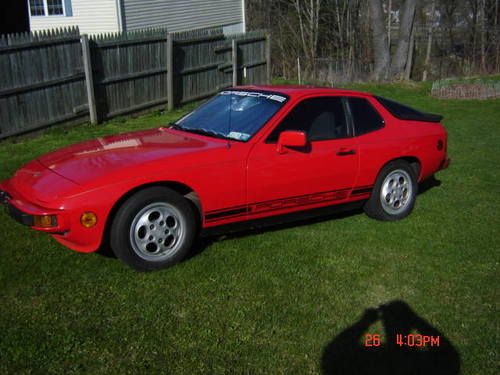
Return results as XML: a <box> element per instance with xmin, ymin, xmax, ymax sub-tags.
<box><xmin>242</xmin><ymin>0</ymin><xmax>246</xmax><ymax>32</ymax></box>
<box><xmin>115</xmin><ymin>0</ymin><xmax>124</xmax><ymax>32</ymax></box>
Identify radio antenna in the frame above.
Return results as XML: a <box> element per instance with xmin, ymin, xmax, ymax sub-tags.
<box><xmin>227</xmin><ymin>91</ymin><xmax>232</xmax><ymax>148</ymax></box>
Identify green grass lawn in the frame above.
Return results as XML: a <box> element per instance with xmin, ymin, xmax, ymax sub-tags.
<box><xmin>0</xmin><ymin>82</ymin><xmax>498</xmax><ymax>374</ymax></box>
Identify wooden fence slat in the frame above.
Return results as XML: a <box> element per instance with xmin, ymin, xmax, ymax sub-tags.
<box><xmin>234</xmin><ymin>36</ymin><xmax>266</xmax><ymax>45</ymax></box>
<box><xmin>174</xmin><ymin>34</ymin><xmax>225</xmax><ymax>45</ymax></box>
<box><xmin>167</xmin><ymin>33</ymin><xmax>174</xmax><ymax>111</ymax></box>
<box><xmin>96</xmin><ymin>67</ymin><xmax>168</xmax><ymax>85</ymax></box>
<box><xmin>0</xmin><ymin>72</ymin><xmax>84</xmax><ymax>97</ymax></box>
<box><xmin>0</xmin><ymin>37</ymin><xmax>81</xmax><ymax>53</ymax></box>
<box><xmin>81</xmin><ymin>34</ymin><xmax>97</xmax><ymax>124</ymax></box>
<box><xmin>232</xmin><ymin>39</ymin><xmax>238</xmax><ymax>87</ymax></box>
<box><xmin>180</xmin><ymin>62</ymin><xmax>220</xmax><ymax>75</ymax></box>
<box><xmin>266</xmin><ymin>33</ymin><xmax>271</xmax><ymax>84</ymax></box>
<box><xmin>94</xmin><ymin>35</ymin><xmax>167</xmax><ymax>48</ymax></box>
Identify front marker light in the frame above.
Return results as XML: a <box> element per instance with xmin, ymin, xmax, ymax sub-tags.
<box><xmin>33</xmin><ymin>215</ymin><xmax>57</xmax><ymax>228</ymax></box>
<box><xmin>80</xmin><ymin>212</ymin><xmax>97</xmax><ymax>228</ymax></box>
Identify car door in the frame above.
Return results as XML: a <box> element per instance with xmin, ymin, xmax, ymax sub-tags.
<box><xmin>246</xmin><ymin>96</ymin><xmax>359</xmax><ymax>218</ymax></box>
<box><xmin>345</xmin><ymin>96</ymin><xmax>389</xmax><ymax>190</ymax></box>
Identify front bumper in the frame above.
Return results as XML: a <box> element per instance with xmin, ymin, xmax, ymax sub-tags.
<box><xmin>5</xmin><ymin>200</ymin><xmax>35</xmax><ymax>226</ymax></box>
<box><xmin>0</xmin><ymin>190</ymin><xmax>10</xmax><ymax>204</ymax></box>
<box><xmin>1</xmin><ymin>183</ymin><xmax>105</xmax><ymax>253</ymax></box>
<box><xmin>1</xmin><ymin>189</ymin><xmax>33</xmax><ymax>226</ymax></box>
<box><xmin>0</xmin><ymin>186</ymin><xmax>68</xmax><ymax>233</ymax></box>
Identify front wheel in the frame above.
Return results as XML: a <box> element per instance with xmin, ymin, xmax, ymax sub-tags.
<box><xmin>110</xmin><ymin>187</ymin><xmax>197</xmax><ymax>271</ymax></box>
<box><xmin>364</xmin><ymin>160</ymin><xmax>418</xmax><ymax>221</ymax></box>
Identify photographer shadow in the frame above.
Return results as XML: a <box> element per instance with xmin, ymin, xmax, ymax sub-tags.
<box><xmin>321</xmin><ymin>300</ymin><xmax>460</xmax><ymax>375</ymax></box>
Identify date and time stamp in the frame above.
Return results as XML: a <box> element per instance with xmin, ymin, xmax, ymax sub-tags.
<box><xmin>364</xmin><ymin>333</ymin><xmax>441</xmax><ymax>348</ymax></box>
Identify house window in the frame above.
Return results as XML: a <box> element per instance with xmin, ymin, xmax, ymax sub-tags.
<box><xmin>47</xmin><ymin>0</ymin><xmax>64</xmax><ymax>15</ymax></box>
<box><xmin>29</xmin><ymin>0</ymin><xmax>70</xmax><ymax>16</ymax></box>
<box><xmin>29</xmin><ymin>0</ymin><xmax>46</xmax><ymax>16</ymax></box>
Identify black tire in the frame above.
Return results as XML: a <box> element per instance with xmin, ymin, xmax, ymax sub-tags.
<box><xmin>364</xmin><ymin>160</ymin><xmax>418</xmax><ymax>221</ymax></box>
<box><xmin>110</xmin><ymin>187</ymin><xmax>197</xmax><ymax>271</ymax></box>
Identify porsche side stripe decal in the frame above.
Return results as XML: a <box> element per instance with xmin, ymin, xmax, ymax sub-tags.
<box><xmin>205</xmin><ymin>207</ymin><xmax>249</xmax><ymax>221</ymax></box>
<box><xmin>205</xmin><ymin>186</ymin><xmax>373</xmax><ymax>222</ymax></box>
<box><xmin>351</xmin><ymin>186</ymin><xmax>373</xmax><ymax>195</ymax></box>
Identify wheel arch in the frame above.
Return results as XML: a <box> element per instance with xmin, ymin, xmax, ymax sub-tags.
<box><xmin>379</xmin><ymin>156</ymin><xmax>421</xmax><ymax>181</ymax></box>
<box><xmin>100</xmin><ymin>181</ymin><xmax>203</xmax><ymax>251</ymax></box>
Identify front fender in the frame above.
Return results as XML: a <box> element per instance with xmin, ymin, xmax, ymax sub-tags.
<box><xmin>55</xmin><ymin>177</ymin><xmax>202</xmax><ymax>253</ymax></box>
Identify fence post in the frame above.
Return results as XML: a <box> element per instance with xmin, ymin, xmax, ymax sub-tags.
<box><xmin>81</xmin><ymin>34</ymin><xmax>98</xmax><ymax>124</ymax></box>
<box><xmin>266</xmin><ymin>33</ymin><xmax>271</xmax><ymax>84</ymax></box>
<box><xmin>232</xmin><ymin>39</ymin><xmax>238</xmax><ymax>87</ymax></box>
<box><xmin>167</xmin><ymin>33</ymin><xmax>174</xmax><ymax>111</ymax></box>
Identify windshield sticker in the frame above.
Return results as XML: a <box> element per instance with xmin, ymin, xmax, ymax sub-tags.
<box><xmin>228</xmin><ymin>131</ymin><xmax>250</xmax><ymax>141</ymax></box>
<box><xmin>220</xmin><ymin>91</ymin><xmax>287</xmax><ymax>103</ymax></box>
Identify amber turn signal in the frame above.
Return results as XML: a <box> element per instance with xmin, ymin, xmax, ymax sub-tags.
<box><xmin>33</xmin><ymin>215</ymin><xmax>57</xmax><ymax>228</ymax></box>
<box><xmin>80</xmin><ymin>212</ymin><xmax>97</xmax><ymax>228</ymax></box>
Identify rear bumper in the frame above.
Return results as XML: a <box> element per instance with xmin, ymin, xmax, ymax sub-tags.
<box><xmin>440</xmin><ymin>157</ymin><xmax>451</xmax><ymax>170</ymax></box>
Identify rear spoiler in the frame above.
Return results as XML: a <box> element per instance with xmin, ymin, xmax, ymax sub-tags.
<box><xmin>375</xmin><ymin>96</ymin><xmax>443</xmax><ymax>123</ymax></box>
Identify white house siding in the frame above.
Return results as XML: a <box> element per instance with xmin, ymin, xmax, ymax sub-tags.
<box><xmin>29</xmin><ymin>0</ymin><xmax>120</xmax><ymax>34</ymax></box>
<box><xmin>121</xmin><ymin>0</ymin><xmax>244</xmax><ymax>33</ymax></box>
<box><xmin>222</xmin><ymin>22</ymin><xmax>244</xmax><ymax>35</ymax></box>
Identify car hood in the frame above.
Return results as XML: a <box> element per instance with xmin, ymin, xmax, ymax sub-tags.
<box><xmin>4</xmin><ymin>159</ymin><xmax>80</xmax><ymax>204</ymax></box>
<box><xmin>37</xmin><ymin>127</ymin><xmax>224</xmax><ymax>186</ymax></box>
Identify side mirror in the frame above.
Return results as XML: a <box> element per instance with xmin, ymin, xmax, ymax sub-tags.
<box><xmin>277</xmin><ymin>130</ymin><xmax>307</xmax><ymax>153</ymax></box>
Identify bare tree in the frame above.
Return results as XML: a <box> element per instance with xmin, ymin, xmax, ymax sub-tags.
<box><xmin>480</xmin><ymin>0</ymin><xmax>487</xmax><ymax>71</ymax></box>
<box><xmin>422</xmin><ymin>0</ymin><xmax>437</xmax><ymax>81</ymax></box>
<box><xmin>496</xmin><ymin>0</ymin><xmax>499</xmax><ymax>71</ymax></box>
<box><xmin>246</xmin><ymin>0</ymin><xmax>499</xmax><ymax>83</ymax></box>
<box><xmin>404</xmin><ymin>21</ymin><xmax>416</xmax><ymax>80</ymax></box>
<box><xmin>468</xmin><ymin>0</ymin><xmax>480</xmax><ymax>70</ymax></box>
<box><xmin>387</xmin><ymin>0</ymin><xmax>393</xmax><ymax>47</ymax></box>
<box><xmin>292</xmin><ymin>0</ymin><xmax>321</xmax><ymax>77</ymax></box>
<box><xmin>368</xmin><ymin>0</ymin><xmax>390</xmax><ymax>80</ymax></box>
<box><xmin>390</xmin><ymin>0</ymin><xmax>418</xmax><ymax>78</ymax></box>
<box><xmin>368</xmin><ymin>0</ymin><xmax>418</xmax><ymax>80</ymax></box>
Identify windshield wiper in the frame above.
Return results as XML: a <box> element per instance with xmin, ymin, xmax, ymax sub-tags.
<box><xmin>169</xmin><ymin>123</ymin><xmax>183</xmax><ymax>130</ymax></box>
<box><xmin>170</xmin><ymin>124</ymin><xmax>231</xmax><ymax>140</ymax></box>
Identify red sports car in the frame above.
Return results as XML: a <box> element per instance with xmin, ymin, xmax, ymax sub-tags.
<box><xmin>0</xmin><ymin>86</ymin><xmax>449</xmax><ymax>271</ymax></box>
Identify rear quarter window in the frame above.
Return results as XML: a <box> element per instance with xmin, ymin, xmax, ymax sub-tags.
<box><xmin>348</xmin><ymin>97</ymin><xmax>384</xmax><ymax>136</ymax></box>
<box><xmin>375</xmin><ymin>96</ymin><xmax>443</xmax><ymax>122</ymax></box>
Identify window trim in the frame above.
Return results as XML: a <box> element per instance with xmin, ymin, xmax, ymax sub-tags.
<box><xmin>28</xmin><ymin>0</ymin><xmax>67</xmax><ymax>17</ymax></box>
<box><xmin>345</xmin><ymin>96</ymin><xmax>385</xmax><ymax>137</ymax></box>
<box><xmin>265</xmin><ymin>95</ymin><xmax>353</xmax><ymax>144</ymax></box>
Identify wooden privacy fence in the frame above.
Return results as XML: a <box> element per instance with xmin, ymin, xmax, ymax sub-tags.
<box><xmin>0</xmin><ymin>27</ymin><xmax>271</xmax><ymax>139</ymax></box>
<box><xmin>0</xmin><ymin>29</ymin><xmax>88</xmax><ymax>138</ymax></box>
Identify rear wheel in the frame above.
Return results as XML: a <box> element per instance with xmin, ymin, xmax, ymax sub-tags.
<box><xmin>364</xmin><ymin>160</ymin><xmax>418</xmax><ymax>221</ymax></box>
<box><xmin>110</xmin><ymin>187</ymin><xmax>197</xmax><ymax>271</ymax></box>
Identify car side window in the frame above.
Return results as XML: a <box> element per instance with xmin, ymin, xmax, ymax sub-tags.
<box><xmin>266</xmin><ymin>97</ymin><xmax>349</xmax><ymax>143</ymax></box>
<box><xmin>348</xmin><ymin>97</ymin><xmax>384</xmax><ymax>136</ymax></box>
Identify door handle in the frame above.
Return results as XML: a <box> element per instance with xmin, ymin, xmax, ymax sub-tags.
<box><xmin>336</xmin><ymin>148</ymin><xmax>356</xmax><ymax>156</ymax></box>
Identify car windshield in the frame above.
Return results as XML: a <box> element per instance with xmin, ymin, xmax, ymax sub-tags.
<box><xmin>173</xmin><ymin>90</ymin><xmax>287</xmax><ymax>141</ymax></box>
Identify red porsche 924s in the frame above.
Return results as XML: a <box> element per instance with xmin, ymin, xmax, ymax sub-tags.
<box><xmin>0</xmin><ymin>86</ymin><xmax>449</xmax><ymax>271</ymax></box>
